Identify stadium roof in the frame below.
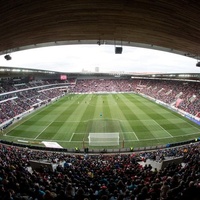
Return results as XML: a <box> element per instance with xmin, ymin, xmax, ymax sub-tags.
<box><xmin>0</xmin><ymin>0</ymin><xmax>200</xmax><ymax>61</ymax></box>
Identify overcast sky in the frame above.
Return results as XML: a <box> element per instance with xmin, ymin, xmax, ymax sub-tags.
<box><xmin>0</xmin><ymin>45</ymin><xmax>199</xmax><ymax>74</ymax></box>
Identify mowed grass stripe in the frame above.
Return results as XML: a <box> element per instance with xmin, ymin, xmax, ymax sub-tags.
<box><xmin>48</xmin><ymin>95</ymin><xmax>91</xmax><ymax>141</ymax></box>
<box><xmin>9</xmin><ymin>95</ymin><xmax>78</xmax><ymax>139</ymax></box>
<box><xmin>34</xmin><ymin>95</ymin><xmax>84</xmax><ymax>140</ymax></box>
<box><xmin>144</xmin><ymin>101</ymin><xmax>200</xmax><ymax>136</ymax></box>
<box><xmin>130</xmin><ymin>94</ymin><xmax>184</xmax><ymax>137</ymax></box>
<box><xmin>109</xmin><ymin>94</ymin><xmax>138</xmax><ymax>141</ymax></box>
<box><xmin>158</xmin><ymin>119</ymin><xmax>198</xmax><ymax>136</ymax></box>
<box><xmin>105</xmin><ymin>95</ymin><xmax>122</xmax><ymax>139</ymax></box>
<box><xmin>86</xmin><ymin>95</ymin><xmax>103</xmax><ymax>134</ymax></box>
<box><xmin>131</xmin><ymin>94</ymin><xmax>200</xmax><ymax>139</ymax></box>
<box><xmin>68</xmin><ymin>94</ymin><xmax>99</xmax><ymax>141</ymax></box>
<box><xmin>29</xmin><ymin>95</ymin><xmax>78</xmax><ymax>122</ymax></box>
<box><xmin>87</xmin><ymin>94</ymin><xmax>116</xmax><ymax>134</ymax></box>
<box><xmin>4</xmin><ymin>97</ymin><xmax>67</xmax><ymax>137</ymax></box>
<box><xmin>117</xmin><ymin>94</ymin><xmax>154</xmax><ymax>140</ymax></box>
<box><xmin>123</xmin><ymin>94</ymin><xmax>172</xmax><ymax>139</ymax></box>
<box><xmin>118</xmin><ymin>94</ymin><xmax>162</xmax><ymax>140</ymax></box>
<box><xmin>2</xmin><ymin>93</ymin><xmax>200</xmax><ymax>149</ymax></box>
<box><xmin>8</xmin><ymin>94</ymin><xmax>84</xmax><ymax>140</ymax></box>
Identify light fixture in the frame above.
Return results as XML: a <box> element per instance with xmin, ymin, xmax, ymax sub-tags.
<box><xmin>196</xmin><ymin>61</ymin><xmax>200</xmax><ymax>67</ymax></box>
<box><xmin>97</xmin><ymin>39</ymin><xmax>101</xmax><ymax>46</ymax></box>
<box><xmin>114</xmin><ymin>40</ymin><xmax>123</xmax><ymax>54</ymax></box>
<box><xmin>115</xmin><ymin>47</ymin><xmax>123</xmax><ymax>54</ymax></box>
<box><xmin>4</xmin><ymin>54</ymin><xmax>12</xmax><ymax>60</ymax></box>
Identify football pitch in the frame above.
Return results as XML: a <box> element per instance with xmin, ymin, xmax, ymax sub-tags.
<box><xmin>2</xmin><ymin>93</ymin><xmax>200</xmax><ymax>149</ymax></box>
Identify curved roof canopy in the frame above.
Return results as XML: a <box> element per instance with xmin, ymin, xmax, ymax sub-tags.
<box><xmin>0</xmin><ymin>0</ymin><xmax>200</xmax><ymax>59</ymax></box>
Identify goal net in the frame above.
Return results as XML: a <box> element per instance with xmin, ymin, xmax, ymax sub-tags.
<box><xmin>88</xmin><ymin>132</ymin><xmax>119</xmax><ymax>146</ymax></box>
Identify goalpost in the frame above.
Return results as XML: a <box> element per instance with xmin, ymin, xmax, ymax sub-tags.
<box><xmin>88</xmin><ymin>132</ymin><xmax>119</xmax><ymax>146</ymax></box>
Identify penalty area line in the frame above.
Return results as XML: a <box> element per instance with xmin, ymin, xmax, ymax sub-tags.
<box><xmin>34</xmin><ymin>121</ymin><xmax>53</xmax><ymax>140</ymax></box>
<box><xmin>69</xmin><ymin>133</ymin><xmax>74</xmax><ymax>142</ymax></box>
<box><xmin>152</xmin><ymin>119</ymin><xmax>173</xmax><ymax>138</ymax></box>
<box><xmin>132</xmin><ymin>131</ymin><xmax>139</xmax><ymax>141</ymax></box>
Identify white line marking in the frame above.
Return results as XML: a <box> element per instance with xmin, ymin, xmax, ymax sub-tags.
<box><xmin>4</xmin><ymin>131</ymin><xmax>200</xmax><ymax>143</ymax></box>
<box><xmin>69</xmin><ymin>133</ymin><xmax>74</xmax><ymax>142</ymax></box>
<box><xmin>167</xmin><ymin>111</ymin><xmax>200</xmax><ymax>130</ymax></box>
<box><xmin>132</xmin><ymin>131</ymin><xmax>139</xmax><ymax>141</ymax></box>
<box><xmin>152</xmin><ymin>119</ymin><xmax>173</xmax><ymax>138</ymax></box>
<box><xmin>34</xmin><ymin>121</ymin><xmax>53</xmax><ymax>140</ymax></box>
<box><xmin>125</xmin><ymin>136</ymin><xmax>172</xmax><ymax>142</ymax></box>
<box><xmin>183</xmin><ymin>120</ymin><xmax>200</xmax><ymax>131</ymax></box>
<box><xmin>5</xmin><ymin>105</ymin><xmax>52</xmax><ymax>136</ymax></box>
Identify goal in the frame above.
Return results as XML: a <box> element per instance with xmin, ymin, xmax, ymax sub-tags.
<box><xmin>88</xmin><ymin>132</ymin><xmax>119</xmax><ymax>146</ymax></box>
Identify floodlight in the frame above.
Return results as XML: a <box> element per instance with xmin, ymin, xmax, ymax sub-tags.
<box><xmin>4</xmin><ymin>54</ymin><xmax>12</xmax><ymax>60</ymax></box>
<box><xmin>115</xmin><ymin>47</ymin><xmax>123</xmax><ymax>54</ymax></box>
<box><xmin>196</xmin><ymin>62</ymin><xmax>200</xmax><ymax>67</ymax></box>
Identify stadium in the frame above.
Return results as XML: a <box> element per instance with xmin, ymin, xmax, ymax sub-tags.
<box><xmin>0</xmin><ymin>1</ymin><xmax>200</xmax><ymax>199</ymax></box>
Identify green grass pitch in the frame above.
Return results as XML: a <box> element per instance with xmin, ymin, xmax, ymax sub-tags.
<box><xmin>2</xmin><ymin>93</ymin><xmax>200</xmax><ymax>149</ymax></box>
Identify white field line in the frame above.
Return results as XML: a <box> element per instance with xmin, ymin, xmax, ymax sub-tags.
<box><xmin>183</xmin><ymin>119</ymin><xmax>200</xmax><ymax>131</ymax></box>
<box><xmin>41</xmin><ymin>119</ymin><xmax>163</xmax><ymax>123</ymax></box>
<box><xmin>69</xmin><ymin>133</ymin><xmax>74</xmax><ymax>142</ymax></box>
<box><xmin>132</xmin><ymin>131</ymin><xmax>139</xmax><ymax>141</ymax></box>
<box><xmin>152</xmin><ymin>119</ymin><xmax>173</xmax><ymax>138</ymax></box>
<box><xmin>5</xmin><ymin>105</ymin><xmax>52</xmax><ymax>136</ymax></box>
<box><xmin>125</xmin><ymin>136</ymin><xmax>172</xmax><ymax>142</ymax></box>
<box><xmin>128</xmin><ymin>131</ymin><xmax>200</xmax><ymax>141</ymax></box>
<box><xmin>0</xmin><ymin>136</ymin><xmax>185</xmax><ymax>143</ymax></box>
<box><xmin>167</xmin><ymin>111</ymin><xmax>200</xmax><ymax>131</ymax></box>
<box><xmin>4</xmin><ymin>131</ymin><xmax>200</xmax><ymax>143</ymax></box>
<box><xmin>34</xmin><ymin>121</ymin><xmax>53</xmax><ymax>140</ymax></box>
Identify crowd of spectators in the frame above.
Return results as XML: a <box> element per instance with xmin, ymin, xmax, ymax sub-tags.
<box><xmin>0</xmin><ymin>142</ymin><xmax>199</xmax><ymax>200</ymax></box>
<box><xmin>0</xmin><ymin>80</ymin><xmax>68</xmax><ymax>95</ymax></box>
<box><xmin>0</xmin><ymin>78</ymin><xmax>199</xmax><ymax>199</ymax></box>
<box><xmin>72</xmin><ymin>79</ymin><xmax>200</xmax><ymax>117</ymax></box>
<box><xmin>0</xmin><ymin>78</ymin><xmax>199</xmax><ymax>125</ymax></box>
<box><xmin>71</xmin><ymin>79</ymin><xmax>133</xmax><ymax>93</ymax></box>
<box><xmin>133</xmin><ymin>79</ymin><xmax>200</xmax><ymax>116</ymax></box>
<box><xmin>0</xmin><ymin>80</ymin><xmax>68</xmax><ymax>125</ymax></box>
